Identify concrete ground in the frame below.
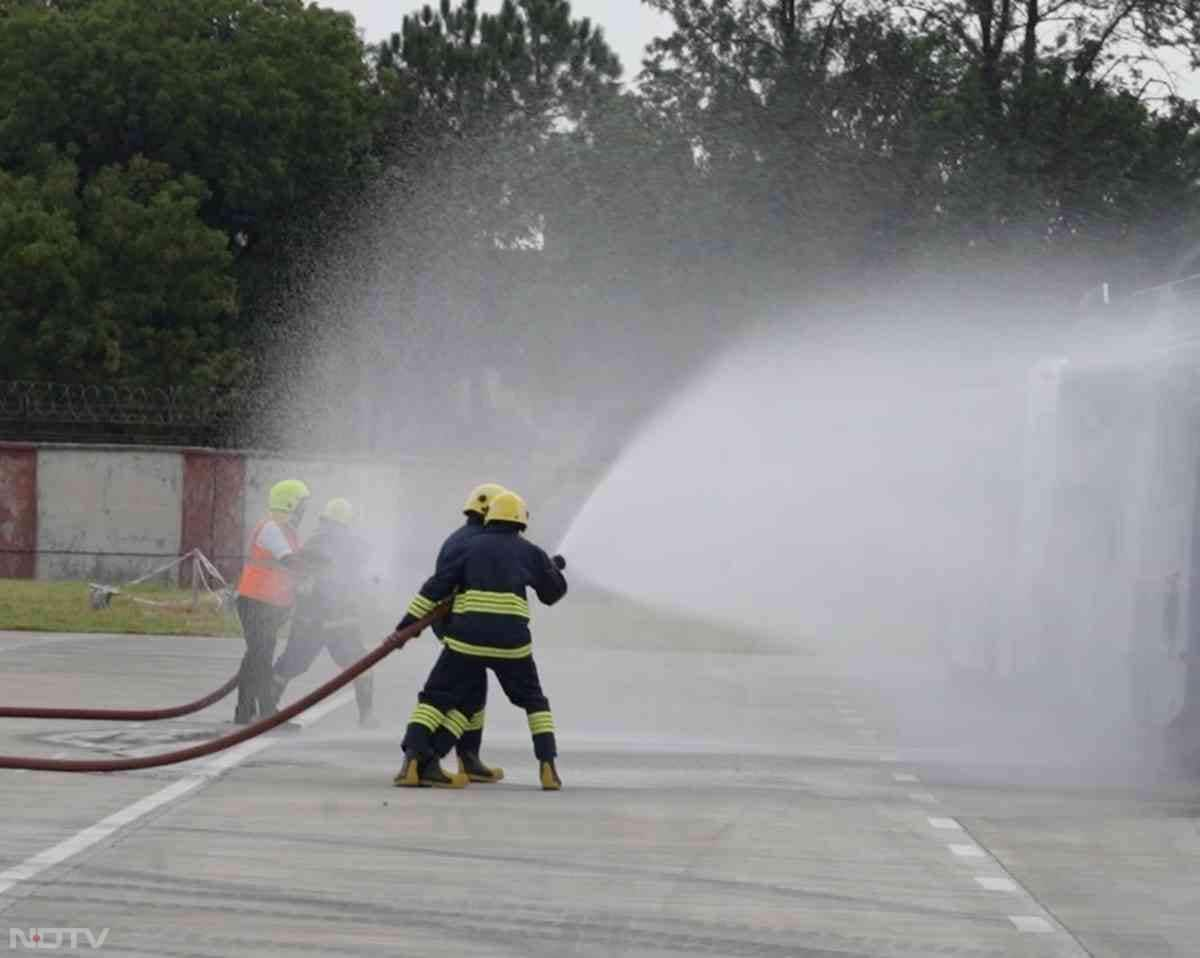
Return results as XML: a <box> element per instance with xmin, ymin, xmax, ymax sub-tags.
<box><xmin>0</xmin><ymin>598</ymin><xmax>1196</xmax><ymax>957</ymax></box>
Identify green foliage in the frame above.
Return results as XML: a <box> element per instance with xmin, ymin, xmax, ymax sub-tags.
<box><xmin>3</xmin><ymin>0</ymin><xmax>1200</xmax><ymax>419</ymax></box>
<box><xmin>0</xmin><ymin>0</ymin><xmax>375</xmax><ymax>242</ymax></box>
<box><xmin>372</xmin><ymin>0</ymin><xmax>622</xmax><ymax>250</ymax></box>
<box><xmin>638</xmin><ymin>0</ymin><xmax>1200</xmax><ymax>281</ymax></box>
<box><xmin>0</xmin><ymin>0</ymin><xmax>377</xmax><ymax>389</ymax></box>
<box><xmin>0</xmin><ymin>151</ymin><xmax>240</xmax><ymax>385</ymax></box>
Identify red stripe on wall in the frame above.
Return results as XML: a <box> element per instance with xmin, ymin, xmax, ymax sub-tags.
<box><xmin>181</xmin><ymin>451</ymin><xmax>246</xmax><ymax>586</ymax></box>
<box><xmin>0</xmin><ymin>445</ymin><xmax>37</xmax><ymax>578</ymax></box>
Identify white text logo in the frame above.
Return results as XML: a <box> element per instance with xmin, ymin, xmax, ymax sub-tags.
<box><xmin>9</xmin><ymin>928</ymin><xmax>110</xmax><ymax>950</ymax></box>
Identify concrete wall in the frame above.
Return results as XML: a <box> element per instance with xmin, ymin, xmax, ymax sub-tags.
<box><xmin>0</xmin><ymin>443</ymin><xmax>606</xmax><ymax>595</ymax></box>
<box><xmin>36</xmin><ymin>447</ymin><xmax>183</xmax><ymax>582</ymax></box>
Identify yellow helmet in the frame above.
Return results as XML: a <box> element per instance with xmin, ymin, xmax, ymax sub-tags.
<box><xmin>321</xmin><ymin>497</ymin><xmax>354</xmax><ymax>525</ymax></box>
<box><xmin>269</xmin><ymin>479</ymin><xmax>310</xmax><ymax>515</ymax></box>
<box><xmin>464</xmin><ymin>482</ymin><xmax>507</xmax><ymax>517</ymax></box>
<box><xmin>485</xmin><ymin>490</ymin><xmax>528</xmax><ymax>527</ymax></box>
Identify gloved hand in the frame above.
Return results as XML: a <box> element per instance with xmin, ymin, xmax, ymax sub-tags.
<box><xmin>552</xmin><ymin>554</ymin><xmax>567</xmax><ymax>571</ymax></box>
<box><xmin>392</xmin><ymin>613</ymin><xmax>423</xmax><ymax>640</ymax></box>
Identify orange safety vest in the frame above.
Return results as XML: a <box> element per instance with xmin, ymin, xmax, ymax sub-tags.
<box><xmin>237</xmin><ymin>518</ymin><xmax>301</xmax><ymax>608</ymax></box>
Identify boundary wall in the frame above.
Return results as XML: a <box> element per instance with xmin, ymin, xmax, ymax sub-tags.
<box><xmin>0</xmin><ymin>443</ymin><xmax>595</xmax><ymax>587</ymax></box>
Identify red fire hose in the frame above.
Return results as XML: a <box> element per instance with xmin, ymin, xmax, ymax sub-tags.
<box><xmin>0</xmin><ymin>675</ymin><xmax>239</xmax><ymax>721</ymax></box>
<box><xmin>0</xmin><ymin>608</ymin><xmax>442</xmax><ymax>773</ymax></box>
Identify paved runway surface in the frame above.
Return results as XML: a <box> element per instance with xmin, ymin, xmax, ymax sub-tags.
<box><xmin>0</xmin><ymin>599</ymin><xmax>1196</xmax><ymax>957</ymax></box>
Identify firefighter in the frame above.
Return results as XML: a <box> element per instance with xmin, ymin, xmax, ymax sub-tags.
<box><xmin>268</xmin><ymin>497</ymin><xmax>377</xmax><ymax>727</ymax></box>
<box><xmin>404</xmin><ymin>482</ymin><xmax>508</xmax><ymax>784</ymax></box>
<box><xmin>234</xmin><ymin>478</ymin><xmax>310</xmax><ymax>724</ymax></box>
<box><xmin>391</xmin><ymin>490</ymin><xmax>568</xmax><ymax>790</ymax></box>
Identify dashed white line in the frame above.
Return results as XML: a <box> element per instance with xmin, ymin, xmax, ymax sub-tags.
<box><xmin>0</xmin><ymin>691</ymin><xmax>354</xmax><ymax>899</ymax></box>
<box><xmin>883</xmin><ymin>741</ymin><xmax>1088</xmax><ymax>951</ymax></box>
<box><xmin>976</xmin><ymin>876</ymin><xmax>1019</xmax><ymax>892</ymax></box>
<box><xmin>1009</xmin><ymin>916</ymin><xmax>1054</xmax><ymax>934</ymax></box>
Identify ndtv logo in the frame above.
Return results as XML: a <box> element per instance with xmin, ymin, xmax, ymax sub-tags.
<box><xmin>9</xmin><ymin>929</ymin><xmax>109</xmax><ymax>950</ymax></box>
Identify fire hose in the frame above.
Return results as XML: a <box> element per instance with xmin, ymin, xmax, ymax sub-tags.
<box><xmin>0</xmin><ymin>607</ymin><xmax>443</xmax><ymax>773</ymax></box>
<box><xmin>0</xmin><ymin>675</ymin><xmax>239</xmax><ymax>721</ymax></box>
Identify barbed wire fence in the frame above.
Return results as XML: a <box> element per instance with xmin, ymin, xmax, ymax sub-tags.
<box><xmin>0</xmin><ymin>381</ymin><xmax>252</xmax><ymax>447</ymax></box>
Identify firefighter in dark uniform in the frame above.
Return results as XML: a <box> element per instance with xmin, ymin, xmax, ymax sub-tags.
<box><xmin>268</xmin><ymin>497</ymin><xmax>377</xmax><ymax>727</ymax></box>
<box><xmin>403</xmin><ymin>483</ymin><xmax>507</xmax><ymax>783</ymax></box>
<box><xmin>391</xmin><ymin>490</ymin><xmax>568</xmax><ymax>790</ymax></box>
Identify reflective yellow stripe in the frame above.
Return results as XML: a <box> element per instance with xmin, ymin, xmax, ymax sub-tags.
<box><xmin>443</xmin><ymin>710</ymin><xmax>469</xmax><ymax>737</ymax></box>
<box><xmin>527</xmin><ymin>711</ymin><xmax>555</xmax><ymax>734</ymax></box>
<box><xmin>443</xmin><ymin>636</ymin><xmax>532</xmax><ymax>659</ymax></box>
<box><xmin>467</xmin><ymin>710</ymin><xmax>486</xmax><ymax>732</ymax></box>
<box><xmin>409</xmin><ymin>703</ymin><xmax>444</xmax><ymax>732</ymax></box>
<box><xmin>412</xmin><ymin>705</ymin><xmax>442</xmax><ymax>724</ymax></box>
<box><xmin>451</xmin><ymin>590</ymin><xmax>530</xmax><ymax>619</ymax></box>
<box><xmin>407</xmin><ymin>595</ymin><xmax>436</xmax><ymax>617</ymax></box>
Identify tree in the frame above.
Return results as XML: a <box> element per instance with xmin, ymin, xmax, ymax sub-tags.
<box><xmin>640</xmin><ymin>0</ymin><xmax>1200</xmax><ymax>282</ymax></box>
<box><xmin>0</xmin><ymin>151</ymin><xmax>240</xmax><ymax>386</ymax></box>
<box><xmin>638</xmin><ymin>1</ymin><xmax>951</xmax><ymax>279</ymax></box>
<box><xmin>0</xmin><ymin>0</ymin><xmax>380</xmax><ymax>388</ymax></box>
<box><xmin>0</xmin><ymin>0</ymin><xmax>376</xmax><ymax>249</ymax></box>
<box><xmin>373</xmin><ymin>0</ymin><xmax>622</xmax><ymax>249</ymax></box>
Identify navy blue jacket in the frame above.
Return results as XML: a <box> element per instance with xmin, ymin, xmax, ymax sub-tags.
<box><xmin>403</xmin><ymin>523</ymin><xmax>567</xmax><ymax>657</ymax></box>
<box><xmin>429</xmin><ymin>516</ymin><xmax>486</xmax><ymax>638</ymax></box>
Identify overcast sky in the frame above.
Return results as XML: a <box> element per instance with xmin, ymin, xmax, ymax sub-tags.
<box><xmin>333</xmin><ymin>0</ymin><xmax>672</xmax><ymax>82</ymax></box>
<box><xmin>331</xmin><ymin>1</ymin><xmax>1200</xmax><ymax>99</ymax></box>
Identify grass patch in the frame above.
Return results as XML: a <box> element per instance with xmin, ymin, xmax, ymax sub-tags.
<box><xmin>0</xmin><ymin>579</ymin><xmax>241</xmax><ymax>636</ymax></box>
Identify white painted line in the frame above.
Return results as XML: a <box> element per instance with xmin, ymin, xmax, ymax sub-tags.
<box><xmin>908</xmin><ymin>792</ymin><xmax>938</xmax><ymax>803</ymax></box>
<box><xmin>192</xmin><ymin>738</ymin><xmax>276</xmax><ymax>777</ymax></box>
<box><xmin>976</xmin><ymin>876</ymin><xmax>1019</xmax><ymax>892</ymax></box>
<box><xmin>0</xmin><ymin>691</ymin><xmax>354</xmax><ymax>899</ymax></box>
<box><xmin>949</xmin><ymin>843</ymin><xmax>986</xmax><ymax>858</ymax></box>
<box><xmin>0</xmin><ymin>777</ymin><xmax>204</xmax><ymax>896</ymax></box>
<box><xmin>1009</xmin><ymin>916</ymin><xmax>1054</xmax><ymax>933</ymax></box>
<box><xmin>928</xmin><ymin>817</ymin><xmax>963</xmax><ymax>831</ymax></box>
<box><xmin>877</xmin><ymin>754</ymin><xmax>902</xmax><ymax>763</ymax></box>
<box><xmin>893</xmin><ymin>772</ymin><xmax>919</xmax><ymax>783</ymax></box>
<box><xmin>292</xmin><ymin>692</ymin><xmax>353</xmax><ymax>728</ymax></box>
<box><xmin>855</xmin><ymin>729</ymin><xmax>879</xmax><ymax>737</ymax></box>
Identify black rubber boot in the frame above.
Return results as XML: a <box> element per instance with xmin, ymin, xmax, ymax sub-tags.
<box><xmin>458</xmin><ymin>752</ymin><xmax>504</xmax><ymax>783</ymax></box>
<box><xmin>419</xmin><ymin>757</ymin><xmax>468</xmax><ymax>788</ymax></box>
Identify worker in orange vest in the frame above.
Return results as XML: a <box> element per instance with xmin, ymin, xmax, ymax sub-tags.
<box><xmin>234</xmin><ymin>478</ymin><xmax>311</xmax><ymax>724</ymax></box>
